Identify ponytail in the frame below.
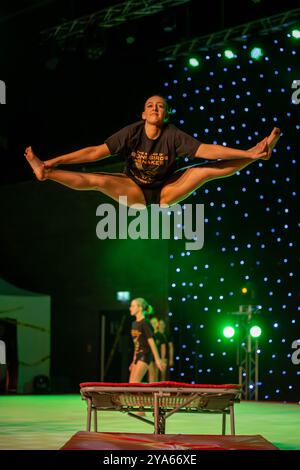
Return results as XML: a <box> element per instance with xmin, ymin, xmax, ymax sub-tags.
<box><xmin>133</xmin><ymin>297</ymin><xmax>152</xmax><ymax>315</ymax></box>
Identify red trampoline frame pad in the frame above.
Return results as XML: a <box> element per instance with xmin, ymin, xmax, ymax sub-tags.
<box><xmin>80</xmin><ymin>381</ymin><xmax>240</xmax><ymax>389</ymax></box>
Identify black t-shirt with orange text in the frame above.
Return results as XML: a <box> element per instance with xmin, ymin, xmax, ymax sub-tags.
<box><xmin>131</xmin><ymin>318</ymin><xmax>154</xmax><ymax>359</ymax></box>
<box><xmin>105</xmin><ymin>121</ymin><xmax>201</xmax><ymax>188</ymax></box>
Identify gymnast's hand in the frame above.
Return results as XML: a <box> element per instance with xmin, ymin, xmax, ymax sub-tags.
<box><xmin>247</xmin><ymin>127</ymin><xmax>281</xmax><ymax>160</ymax></box>
<box><xmin>43</xmin><ymin>158</ymin><xmax>58</xmax><ymax>169</ymax></box>
<box><xmin>246</xmin><ymin>137</ymin><xmax>268</xmax><ymax>159</ymax></box>
<box><xmin>156</xmin><ymin>359</ymin><xmax>166</xmax><ymax>372</ymax></box>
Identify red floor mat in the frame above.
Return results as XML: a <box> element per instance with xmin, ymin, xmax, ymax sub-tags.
<box><xmin>61</xmin><ymin>432</ymin><xmax>278</xmax><ymax>450</ymax></box>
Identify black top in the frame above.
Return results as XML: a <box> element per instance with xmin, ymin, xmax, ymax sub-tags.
<box><xmin>165</xmin><ymin>331</ymin><xmax>174</xmax><ymax>344</ymax></box>
<box><xmin>105</xmin><ymin>121</ymin><xmax>201</xmax><ymax>188</ymax></box>
<box><xmin>164</xmin><ymin>331</ymin><xmax>174</xmax><ymax>361</ymax></box>
<box><xmin>131</xmin><ymin>318</ymin><xmax>154</xmax><ymax>359</ymax></box>
<box><xmin>154</xmin><ymin>331</ymin><xmax>167</xmax><ymax>356</ymax></box>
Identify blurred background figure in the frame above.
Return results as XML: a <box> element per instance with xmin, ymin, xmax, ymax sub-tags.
<box><xmin>159</xmin><ymin>318</ymin><xmax>174</xmax><ymax>381</ymax></box>
<box><xmin>147</xmin><ymin>314</ymin><xmax>167</xmax><ymax>382</ymax></box>
<box><xmin>129</xmin><ymin>298</ymin><xmax>164</xmax><ymax>383</ymax></box>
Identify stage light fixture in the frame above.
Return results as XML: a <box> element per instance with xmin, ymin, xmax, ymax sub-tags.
<box><xmin>223</xmin><ymin>326</ymin><xmax>235</xmax><ymax>338</ymax></box>
<box><xmin>291</xmin><ymin>29</ymin><xmax>300</xmax><ymax>39</ymax></box>
<box><xmin>224</xmin><ymin>49</ymin><xmax>236</xmax><ymax>59</ymax></box>
<box><xmin>250</xmin><ymin>325</ymin><xmax>262</xmax><ymax>338</ymax></box>
<box><xmin>250</xmin><ymin>46</ymin><xmax>263</xmax><ymax>59</ymax></box>
<box><xmin>188</xmin><ymin>57</ymin><xmax>200</xmax><ymax>67</ymax></box>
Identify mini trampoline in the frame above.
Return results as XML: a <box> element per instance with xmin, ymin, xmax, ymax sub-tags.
<box><xmin>80</xmin><ymin>381</ymin><xmax>241</xmax><ymax>435</ymax></box>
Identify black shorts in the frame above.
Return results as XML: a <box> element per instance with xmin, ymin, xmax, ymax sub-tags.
<box><xmin>129</xmin><ymin>170</ymin><xmax>186</xmax><ymax>207</ymax></box>
<box><xmin>139</xmin><ymin>185</ymin><xmax>163</xmax><ymax>206</ymax></box>
<box><xmin>96</xmin><ymin>162</ymin><xmax>209</xmax><ymax>207</ymax></box>
<box><xmin>94</xmin><ymin>171</ymin><xmax>168</xmax><ymax>206</ymax></box>
<box><xmin>134</xmin><ymin>351</ymin><xmax>153</xmax><ymax>365</ymax></box>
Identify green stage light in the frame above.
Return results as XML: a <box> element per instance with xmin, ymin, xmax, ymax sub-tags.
<box><xmin>250</xmin><ymin>325</ymin><xmax>262</xmax><ymax>338</ymax></box>
<box><xmin>224</xmin><ymin>49</ymin><xmax>235</xmax><ymax>59</ymax></box>
<box><xmin>189</xmin><ymin>57</ymin><xmax>200</xmax><ymax>67</ymax></box>
<box><xmin>292</xmin><ymin>29</ymin><xmax>300</xmax><ymax>39</ymax></box>
<box><xmin>223</xmin><ymin>326</ymin><xmax>235</xmax><ymax>338</ymax></box>
<box><xmin>250</xmin><ymin>47</ymin><xmax>263</xmax><ymax>60</ymax></box>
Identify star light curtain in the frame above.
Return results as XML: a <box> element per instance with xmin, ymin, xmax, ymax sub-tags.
<box><xmin>162</xmin><ymin>30</ymin><xmax>300</xmax><ymax>402</ymax></box>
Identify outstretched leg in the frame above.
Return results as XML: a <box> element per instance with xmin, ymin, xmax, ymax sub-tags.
<box><xmin>160</xmin><ymin>156</ymin><xmax>255</xmax><ymax>205</ymax></box>
<box><xmin>160</xmin><ymin>128</ymin><xmax>280</xmax><ymax>206</ymax></box>
<box><xmin>25</xmin><ymin>147</ymin><xmax>146</xmax><ymax>207</ymax></box>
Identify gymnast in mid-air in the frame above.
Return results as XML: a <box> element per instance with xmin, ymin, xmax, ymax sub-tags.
<box><xmin>25</xmin><ymin>94</ymin><xmax>281</xmax><ymax>208</ymax></box>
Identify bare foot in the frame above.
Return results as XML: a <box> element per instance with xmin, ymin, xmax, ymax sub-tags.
<box><xmin>24</xmin><ymin>146</ymin><xmax>46</xmax><ymax>181</ymax></box>
<box><xmin>264</xmin><ymin>127</ymin><xmax>281</xmax><ymax>160</ymax></box>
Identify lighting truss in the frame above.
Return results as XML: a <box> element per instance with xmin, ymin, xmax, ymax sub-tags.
<box><xmin>237</xmin><ymin>305</ymin><xmax>261</xmax><ymax>401</ymax></box>
<box><xmin>40</xmin><ymin>0</ymin><xmax>191</xmax><ymax>43</ymax></box>
<box><xmin>158</xmin><ymin>7</ymin><xmax>300</xmax><ymax>60</ymax></box>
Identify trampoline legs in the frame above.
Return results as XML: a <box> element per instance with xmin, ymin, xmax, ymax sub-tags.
<box><xmin>158</xmin><ymin>413</ymin><xmax>166</xmax><ymax>434</ymax></box>
<box><xmin>154</xmin><ymin>412</ymin><xmax>166</xmax><ymax>434</ymax></box>
<box><xmin>93</xmin><ymin>408</ymin><xmax>98</xmax><ymax>432</ymax></box>
<box><xmin>222</xmin><ymin>412</ymin><xmax>226</xmax><ymax>435</ymax></box>
<box><xmin>222</xmin><ymin>406</ymin><xmax>236</xmax><ymax>435</ymax></box>
<box><xmin>230</xmin><ymin>404</ymin><xmax>235</xmax><ymax>435</ymax></box>
<box><xmin>154</xmin><ymin>392</ymin><xmax>166</xmax><ymax>434</ymax></box>
<box><xmin>87</xmin><ymin>399</ymin><xmax>92</xmax><ymax>431</ymax></box>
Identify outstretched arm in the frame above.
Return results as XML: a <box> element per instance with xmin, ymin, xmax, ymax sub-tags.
<box><xmin>44</xmin><ymin>144</ymin><xmax>111</xmax><ymax>168</ymax></box>
<box><xmin>194</xmin><ymin>127</ymin><xmax>280</xmax><ymax>161</ymax></box>
<box><xmin>147</xmin><ymin>338</ymin><xmax>165</xmax><ymax>373</ymax></box>
<box><xmin>168</xmin><ymin>341</ymin><xmax>174</xmax><ymax>367</ymax></box>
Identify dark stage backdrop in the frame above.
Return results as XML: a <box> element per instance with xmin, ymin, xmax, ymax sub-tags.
<box><xmin>0</xmin><ymin>181</ymin><xmax>169</xmax><ymax>390</ymax></box>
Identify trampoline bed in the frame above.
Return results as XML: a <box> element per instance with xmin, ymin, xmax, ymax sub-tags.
<box><xmin>80</xmin><ymin>381</ymin><xmax>241</xmax><ymax>435</ymax></box>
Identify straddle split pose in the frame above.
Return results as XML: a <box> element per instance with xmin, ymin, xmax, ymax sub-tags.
<box><xmin>25</xmin><ymin>95</ymin><xmax>281</xmax><ymax>208</ymax></box>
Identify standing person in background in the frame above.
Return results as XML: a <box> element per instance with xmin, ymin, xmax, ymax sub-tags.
<box><xmin>159</xmin><ymin>318</ymin><xmax>174</xmax><ymax>381</ymax></box>
<box><xmin>148</xmin><ymin>316</ymin><xmax>167</xmax><ymax>382</ymax></box>
<box><xmin>129</xmin><ymin>298</ymin><xmax>164</xmax><ymax>383</ymax></box>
